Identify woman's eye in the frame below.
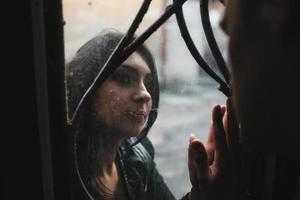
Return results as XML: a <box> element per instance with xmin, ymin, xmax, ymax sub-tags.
<box><xmin>120</xmin><ymin>74</ymin><xmax>131</xmax><ymax>85</ymax></box>
<box><xmin>110</xmin><ymin>72</ymin><xmax>133</xmax><ymax>85</ymax></box>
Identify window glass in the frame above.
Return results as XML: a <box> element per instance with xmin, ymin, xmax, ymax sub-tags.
<box><xmin>63</xmin><ymin>0</ymin><xmax>228</xmax><ymax>199</ymax></box>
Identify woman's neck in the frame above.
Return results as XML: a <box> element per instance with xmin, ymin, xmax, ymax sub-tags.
<box><xmin>86</xmin><ymin>117</ymin><xmax>125</xmax><ymax>171</ymax></box>
<box><xmin>84</xmin><ymin>117</ymin><xmax>128</xmax><ymax>197</ymax></box>
<box><xmin>99</xmin><ymin>134</ymin><xmax>123</xmax><ymax>172</ymax></box>
<box><xmin>95</xmin><ymin>131</ymin><xmax>127</xmax><ymax>198</ymax></box>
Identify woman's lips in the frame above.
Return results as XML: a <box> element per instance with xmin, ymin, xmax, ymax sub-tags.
<box><xmin>125</xmin><ymin>111</ymin><xmax>147</xmax><ymax>123</ymax></box>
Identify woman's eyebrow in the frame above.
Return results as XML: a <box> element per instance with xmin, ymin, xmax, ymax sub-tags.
<box><xmin>120</xmin><ymin>64</ymin><xmax>151</xmax><ymax>76</ymax></box>
<box><xmin>119</xmin><ymin>64</ymin><xmax>138</xmax><ymax>75</ymax></box>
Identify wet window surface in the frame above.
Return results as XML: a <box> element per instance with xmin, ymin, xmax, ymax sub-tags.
<box><xmin>63</xmin><ymin>0</ymin><xmax>228</xmax><ymax>198</ymax></box>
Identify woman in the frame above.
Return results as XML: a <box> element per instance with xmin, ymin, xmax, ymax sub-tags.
<box><xmin>66</xmin><ymin>29</ymin><xmax>176</xmax><ymax>200</ymax></box>
<box><xmin>66</xmin><ymin>28</ymin><xmax>240</xmax><ymax>200</ymax></box>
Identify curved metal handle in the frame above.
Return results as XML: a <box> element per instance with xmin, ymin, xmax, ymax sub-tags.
<box><xmin>200</xmin><ymin>0</ymin><xmax>230</xmax><ymax>84</ymax></box>
<box><xmin>174</xmin><ymin>0</ymin><xmax>230</xmax><ymax>97</ymax></box>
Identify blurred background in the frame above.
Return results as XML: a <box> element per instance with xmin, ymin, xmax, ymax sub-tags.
<box><xmin>63</xmin><ymin>0</ymin><xmax>228</xmax><ymax>198</ymax></box>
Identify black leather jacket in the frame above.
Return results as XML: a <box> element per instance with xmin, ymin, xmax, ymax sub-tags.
<box><xmin>85</xmin><ymin>137</ymin><xmax>177</xmax><ymax>200</ymax></box>
<box><xmin>116</xmin><ymin>137</ymin><xmax>176</xmax><ymax>200</ymax></box>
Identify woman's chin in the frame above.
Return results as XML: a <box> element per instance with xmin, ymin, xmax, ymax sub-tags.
<box><xmin>122</xmin><ymin>127</ymin><xmax>144</xmax><ymax>138</ymax></box>
<box><xmin>129</xmin><ymin>130</ymin><xmax>143</xmax><ymax>138</ymax></box>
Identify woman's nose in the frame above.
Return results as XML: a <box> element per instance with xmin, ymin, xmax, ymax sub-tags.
<box><xmin>132</xmin><ymin>82</ymin><xmax>151</xmax><ymax>104</ymax></box>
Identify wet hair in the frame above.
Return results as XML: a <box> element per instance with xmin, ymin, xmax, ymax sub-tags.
<box><xmin>66</xmin><ymin>29</ymin><xmax>159</xmax><ymax>194</ymax></box>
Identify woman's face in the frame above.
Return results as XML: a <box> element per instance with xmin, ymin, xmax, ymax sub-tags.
<box><xmin>92</xmin><ymin>52</ymin><xmax>153</xmax><ymax>138</ymax></box>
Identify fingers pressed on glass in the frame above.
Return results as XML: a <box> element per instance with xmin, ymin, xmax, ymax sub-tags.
<box><xmin>189</xmin><ymin>140</ymin><xmax>208</xmax><ymax>187</ymax></box>
<box><xmin>212</xmin><ymin>105</ymin><xmax>228</xmax><ymax>166</ymax></box>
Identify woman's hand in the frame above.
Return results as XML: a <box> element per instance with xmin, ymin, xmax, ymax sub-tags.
<box><xmin>188</xmin><ymin>98</ymin><xmax>241</xmax><ymax>200</ymax></box>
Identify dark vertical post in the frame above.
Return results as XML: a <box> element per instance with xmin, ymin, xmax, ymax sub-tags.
<box><xmin>43</xmin><ymin>0</ymin><xmax>70</xmax><ymax>199</ymax></box>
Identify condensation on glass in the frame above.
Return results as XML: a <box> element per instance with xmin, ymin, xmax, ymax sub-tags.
<box><xmin>63</xmin><ymin>0</ymin><xmax>228</xmax><ymax>199</ymax></box>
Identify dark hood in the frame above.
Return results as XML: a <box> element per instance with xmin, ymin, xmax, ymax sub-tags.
<box><xmin>66</xmin><ymin>29</ymin><xmax>160</xmax><ymax>145</ymax></box>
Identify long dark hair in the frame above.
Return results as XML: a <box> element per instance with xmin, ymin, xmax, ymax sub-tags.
<box><xmin>66</xmin><ymin>29</ymin><xmax>160</xmax><ymax>198</ymax></box>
